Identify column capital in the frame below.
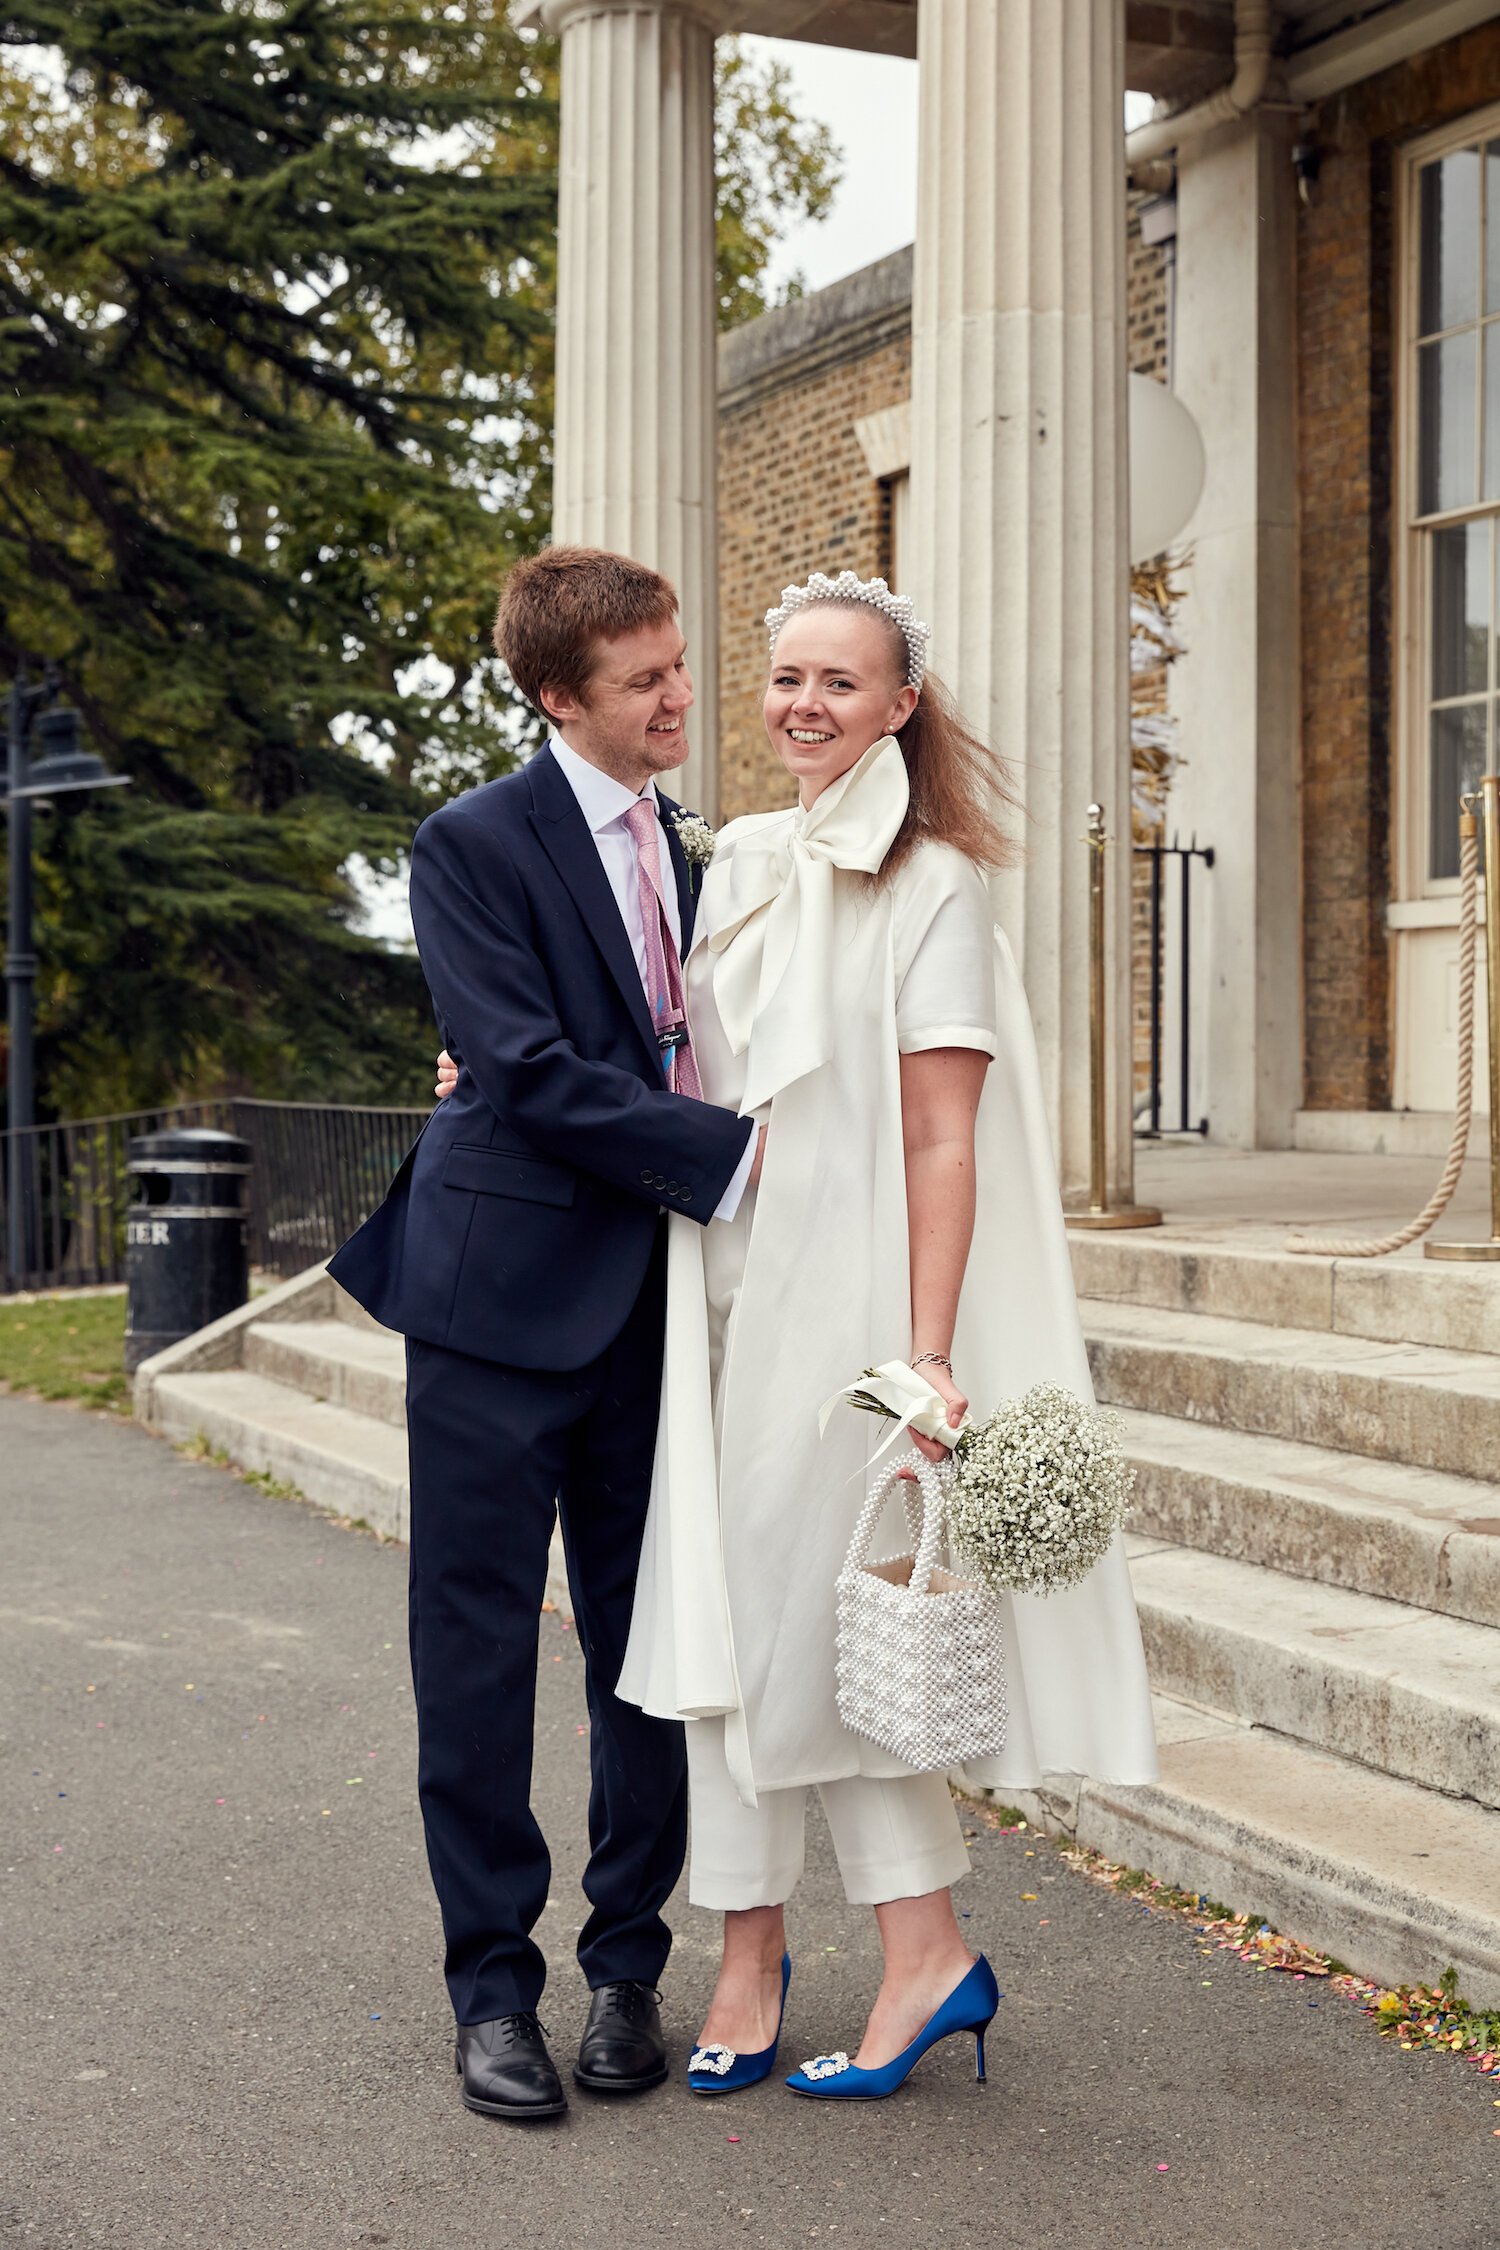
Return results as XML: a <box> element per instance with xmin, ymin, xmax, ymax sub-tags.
<box><xmin>514</xmin><ymin>0</ymin><xmax>733</xmax><ymax>35</ymax></box>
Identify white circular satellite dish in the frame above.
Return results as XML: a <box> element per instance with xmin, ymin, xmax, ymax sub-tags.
<box><xmin>1128</xmin><ymin>373</ymin><xmax>1205</xmax><ymax>564</ymax></box>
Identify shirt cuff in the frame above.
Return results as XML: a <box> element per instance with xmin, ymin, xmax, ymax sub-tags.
<box><xmin>711</xmin><ymin>1118</ymin><xmax>758</xmax><ymax>1222</ymax></box>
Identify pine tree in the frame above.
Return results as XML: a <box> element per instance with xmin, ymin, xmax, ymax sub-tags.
<box><xmin>0</xmin><ymin>4</ymin><xmax>838</xmax><ymax>1116</ymax></box>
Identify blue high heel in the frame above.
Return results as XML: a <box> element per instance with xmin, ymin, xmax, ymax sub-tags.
<box><xmin>688</xmin><ymin>1953</ymin><xmax>792</xmax><ymax>2095</ymax></box>
<box><xmin>785</xmin><ymin>1954</ymin><xmax>1000</xmax><ymax>2101</ymax></box>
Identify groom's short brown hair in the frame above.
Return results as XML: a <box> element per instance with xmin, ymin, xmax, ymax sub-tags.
<box><xmin>494</xmin><ymin>546</ymin><xmax>680</xmax><ymax>720</ymax></box>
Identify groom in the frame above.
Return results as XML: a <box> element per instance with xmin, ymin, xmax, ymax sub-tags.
<box><xmin>329</xmin><ymin>546</ymin><xmax>757</xmax><ymax>2121</ymax></box>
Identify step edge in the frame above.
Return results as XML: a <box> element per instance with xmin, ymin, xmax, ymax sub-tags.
<box><xmin>151</xmin><ymin>1372</ymin><xmax>409</xmax><ymax>1486</ymax></box>
<box><xmin>1112</xmin><ymin>1405</ymin><xmax>1500</xmax><ymax>1506</ymax></box>
<box><xmin>1083</xmin><ymin>1302</ymin><xmax>1500</xmax><ymax>1384</ymax></box>
<box><xmin>971</xmin><ymin>1726</ymin><xmax>1500</xmax><ymax>2004</ymax></box>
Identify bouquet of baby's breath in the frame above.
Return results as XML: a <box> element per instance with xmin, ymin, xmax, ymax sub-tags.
<box><xmin>945</xmin><ymin>1382</ymin><xmax>1133</xmax><ymax>1596</ymax></box>
<box><xmin>839</xmin><ymin>1368</ymin><xmax>1133</xmax><ymax>1597</ymax></box>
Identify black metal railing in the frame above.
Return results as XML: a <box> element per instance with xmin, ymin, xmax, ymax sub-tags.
<box><xmin>1</xmin><ymin>1097</ymin><xmax>425</xmax><ymax>1294</ymax></box>
<box><xmin>230</xmin><ymin>1100</ymin><xmax>425</xmax><ymax>1277</ymax></box>
<box><xmin>1134</xmin><ymin>835</ymin><xmax>1214</xmax><ymax>1140</ymax></box>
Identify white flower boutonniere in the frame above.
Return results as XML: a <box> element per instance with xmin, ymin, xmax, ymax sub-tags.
<box><xmin>671</xmin><ymin>809</ymin><xmax>716</xmax><ymax>872</ymax></box>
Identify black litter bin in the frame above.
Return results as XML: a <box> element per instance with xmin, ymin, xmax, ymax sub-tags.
<box><xmin>125</xmin><ymin>1129</ymin><xmax>252</xmax><ymax>1372</ymax></box>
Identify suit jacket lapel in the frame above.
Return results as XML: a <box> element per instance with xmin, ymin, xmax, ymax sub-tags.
<box><xmin>656</xmin><ymin>790</ymin><xmax>698</xmax><ymax>950</ymax></box>
<box><xmin>526</xmin><ymin>746</ymin><xmax>662</xmax><ymax>1072</ymax></box>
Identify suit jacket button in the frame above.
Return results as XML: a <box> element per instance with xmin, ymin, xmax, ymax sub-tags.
<box><xmin>640</xmin><ymin>1168</ymin><xmax>653</xmax><ymax>1184</ymax></box>
<box><xmin>666</xmin><ymin>1180</ymin><xmax>678</xmax><ymax>1194</ymax></box>
<box><xmin>681</xmin><ymin>1188</ymin><xmax>693</xmax><ymax>1204</ymax></box>
<box><xmin>653</xmin><ymin>1174</ymin><xmax>667</xmax><ymax>1191</ymax></box>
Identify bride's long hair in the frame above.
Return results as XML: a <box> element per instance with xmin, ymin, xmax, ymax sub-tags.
<box><xmin>882</xmin><ymin>666</ymin><xmax>1022</xmax><ymax>885</ymax></box>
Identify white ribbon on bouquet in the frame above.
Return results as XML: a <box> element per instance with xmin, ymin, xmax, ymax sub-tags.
<box><xmin>818</xmin><ymin>1358</ymin><xmax>971</xmax><ymax>1463</ymax></box>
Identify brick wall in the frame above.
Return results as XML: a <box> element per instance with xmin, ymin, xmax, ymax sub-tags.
<box><xmin>1297</xmin><ymin>21</ymin><xmax>1500</xmax><ymax>1109</ymax></box>
<box><xmin>716</xmin><ymin>255</ymin><xmax>912</xmax><ymax>822</ymax></box>
<box><xmin>1127</xmin><ymin>192</ymin><xmax>1171</xmax><ymax>380</ymax></box>
<box><xmin>716</xmin><ymin>221</ymin><xmax>1171</xmax><ymax>824</ymax></box>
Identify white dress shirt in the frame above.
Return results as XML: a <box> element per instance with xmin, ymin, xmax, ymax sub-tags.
<box><xmin>550</xmin><ymin>736</ymin><xmax>756</xmax><ymax>1222</ymax></box>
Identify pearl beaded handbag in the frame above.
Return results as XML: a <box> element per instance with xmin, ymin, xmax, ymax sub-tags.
<box><xmin>834</xmin><ymin>1446</ymin><xmax>1009</xmax><ymax>1771</ymax></box>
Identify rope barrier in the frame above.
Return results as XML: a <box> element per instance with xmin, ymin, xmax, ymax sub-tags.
<box><xmin>1287</xmin><ymin>814</ymin><xmax>1479</xmax><ymax>1258</ymax></box>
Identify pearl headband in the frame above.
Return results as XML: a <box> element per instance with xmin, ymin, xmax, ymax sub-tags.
<box><xmin>765</xmin><ymin>570</ymin><xmax>931</xmax><ymax>692</ymax></box>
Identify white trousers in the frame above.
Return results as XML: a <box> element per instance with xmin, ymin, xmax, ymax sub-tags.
<box><xmin>686</xmin><ymin>1716</ymin><xmax>972</xmax><ymax>1910</ymax></box>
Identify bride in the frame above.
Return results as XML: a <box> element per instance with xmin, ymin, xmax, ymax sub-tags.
<box><xmin>614</xmin><ymin>570</ymin><xmax>1158</xmax><ymax>2100</ymax></box>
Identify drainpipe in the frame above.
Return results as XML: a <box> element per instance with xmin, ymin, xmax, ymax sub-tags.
<box><xmin>1127</xmin><ymin>0</ymin><xmax>1276</xmax><ymax>186</ymax></box>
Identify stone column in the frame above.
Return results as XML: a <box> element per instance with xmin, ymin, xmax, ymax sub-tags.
<box><xmin>541</xmin><ymin>0</ymin><xmax>722</xmax><ymax>820</ymax></box>
<box><xmin>907</xmin><ymin>0</ymin><xmax>1133</xmax><ymax>1206</ymax></box>
<box><xmin>1169</xmin><ymin>115</ymin><xmax>1302</xmax><ymax>1149</ymax></box>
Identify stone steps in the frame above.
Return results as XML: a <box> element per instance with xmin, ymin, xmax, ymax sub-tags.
<box><xmin>245</xmin><ymin>1317</ymin><xmax>406</xmax><ymax>1427</ymax></box>
<box><xmin>134</xmin><ymin>1259</ymin><xmax>1500</xmax><ymax>2000</ymax></box>
<box><xmin>135</xmin><ymin>1266</ymin><xmax>567</xmax><ymax>1604</ymax></box>
<box><xmin>1126</xmin><ymin>1536</ymin><xmax>1500</xmax><ymax>1813</ymax></box>
<box><xmin>1117</xmin><ymin>1407</ymin><xmax>1500</xmax><ymax>1630</ymax></box>
<box><xmin>149</xmin><ymin>1366</ymin><xmax>411</xmax><ymax>1540</ymax></box>
<box><xmin>1005</xmin><ymin>1693</ymin><xmax>1500</xmax><ymax>2007</ymax></box>
<box><xmin>1070</xmin><ymin>1231</ymin><xmax>1500</xmax><ymax>1357</ymax></box>
<box><xmin>1084</xmin><ymin>1298</ymin><xmax>1500</xmax><ymax>1481</ymax></box>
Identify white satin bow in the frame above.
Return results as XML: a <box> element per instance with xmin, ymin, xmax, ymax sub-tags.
<box><xmin>818</xmin><ymin>1359</ymin><xmax>969</xmax><ymax>1462</ymax></box>
<box><xmin>706</xmin><ymin>734</ymin><xmax>909</xmax><ymax>1114</ymax></box>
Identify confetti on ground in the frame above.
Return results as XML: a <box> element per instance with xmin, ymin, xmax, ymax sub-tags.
<box><xmin>960</xmin><ymin>1798</ymin><xmax>1500</xmax><ymax>2087</ymax></box>
<box><xmin>1156</xmin><ymin>2164</ymin><xmax>1169</xmax><ymax>2173</ymax></box>
<box><xmin>727</xmin><ymin>2135</ymin><xmax>741</xmax><ymax>2144</ymax></box>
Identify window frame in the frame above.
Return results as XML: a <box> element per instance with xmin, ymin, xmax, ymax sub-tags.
<box><xmin>1395</xmin><ymin>100</ymin><xmax>1500</xmax><ymax>910</ymax></box>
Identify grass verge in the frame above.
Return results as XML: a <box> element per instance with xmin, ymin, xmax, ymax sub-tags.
<box><xmin>0</xmin><ymin>1290</ymin><xmax>129</xmax><ymax>1411</ymax></box>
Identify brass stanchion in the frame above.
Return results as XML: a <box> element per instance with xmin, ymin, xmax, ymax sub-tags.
<box><xmin>1066</xmin><ymin>801</ymin><xmax>1162</xmax><ymax>1231</ymax></box>
<box><xmin>1427</xmin><ymin>772</ymin><xmax>1500</xmax><ymax>1261</ymax></box>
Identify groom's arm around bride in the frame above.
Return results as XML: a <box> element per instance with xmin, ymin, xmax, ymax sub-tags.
<box><xmin>331</xmin><ymin>710</ymin><xmax>751</xmax><ymax>1368</ymax></box>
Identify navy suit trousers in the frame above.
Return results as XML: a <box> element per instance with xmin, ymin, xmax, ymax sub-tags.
<box><xmin>403</xmin><ymin>1233</ymin><xmax>686</xmax><ymax>2024</ymax></box>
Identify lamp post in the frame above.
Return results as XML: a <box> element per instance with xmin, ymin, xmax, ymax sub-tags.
<box><xmin>3</xmin><ymin>666</ymin><xmax>130</xmax><ymax>1287</ymax></box>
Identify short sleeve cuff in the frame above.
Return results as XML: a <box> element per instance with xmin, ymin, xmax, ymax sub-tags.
<box><xmin>896</xmin><ymin>1026</ymin><xmax>999</xmax><ymax>1059</ymax></box>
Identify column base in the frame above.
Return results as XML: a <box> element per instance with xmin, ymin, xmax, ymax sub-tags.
<box><xmin>1063</xmin><ymin>1204</ymin><xmax>1164</xmax><ymax>1231</ymax></box>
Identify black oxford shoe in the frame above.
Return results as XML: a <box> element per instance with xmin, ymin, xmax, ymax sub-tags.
<box><xmin>455</xmin><ymin>2012</ymin><xmax>567</xmax><ymax>2121</ymax></box>
<box><xmin>574</xmin><ymin>1981</ymin><xmax>669</xmax><ymax>2093</ymax></box>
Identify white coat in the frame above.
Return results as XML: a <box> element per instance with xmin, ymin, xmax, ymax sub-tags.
<box><xmin>618</xmin><ymin>734</ymin><xmax>1159</xmax><ymax>1806</ymax></box>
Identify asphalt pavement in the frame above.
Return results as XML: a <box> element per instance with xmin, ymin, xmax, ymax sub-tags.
<box><xmin>3</xmin><ymin>1393</ymin><xmax>1496</xmax><ymax>2249</ymax></box>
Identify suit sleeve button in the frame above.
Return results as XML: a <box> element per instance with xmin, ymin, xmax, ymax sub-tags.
<box><xmin>666</xmin><ymin>1181</ymin><xmax>678</xmax><ymax>1194</ymax></box>
<box><xmin>640</xmin><ymin>1168</ymin><xmax>654</xmax><ymax>1184</ymax></box>
<box><xmin>653</xmin><ymin>1174</ymin><xmax>667</xmax><ymax>1190</ymax></box>
<box><xmin>681</xmin><ymin>1188</ymin><xmax>693</xmax><ymax>1204</ymax></box>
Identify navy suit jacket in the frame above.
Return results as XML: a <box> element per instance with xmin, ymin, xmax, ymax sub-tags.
<box><xmin>328</xmin><ymin>747</ymin><xmax>753</xmax><ymax>1370</ymax></box>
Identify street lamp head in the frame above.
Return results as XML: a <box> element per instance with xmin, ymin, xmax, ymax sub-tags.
<box><xmin>4</xmin><ymin>703</ymin><xmax>131</xmax><ymax>801</ymax></box>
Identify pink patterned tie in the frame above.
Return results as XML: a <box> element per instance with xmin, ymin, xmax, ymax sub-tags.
<box><xmin>622</xmin><ymin>798</ymin><xmax>703</xmax><ymax>1099</ymax></box>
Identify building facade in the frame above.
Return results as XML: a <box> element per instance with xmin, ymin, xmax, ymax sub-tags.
<box><xmin>523</xmin><ymin>0</ymin><xmax>1500</xmax><ymax>1173</ymax></box>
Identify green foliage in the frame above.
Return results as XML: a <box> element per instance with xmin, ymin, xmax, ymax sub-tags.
<box><xmin>714</xmin><ymin>40</ymin><xmax>841</xmax><ymax>332</ymax></box>
<box><xmin>0</xmin><ymin>5</ymin><xmax>838</xmax><ymax>1118</ymax></box>
<box><xmin>0</xmin><ymin>1289</ymin><xmax>128</xmax><ymax>1409</ymax></box>
<box><xmin>0</xmin><ymin>0</ymin><xmax>555</xmax><ymax>1110</ymax></box>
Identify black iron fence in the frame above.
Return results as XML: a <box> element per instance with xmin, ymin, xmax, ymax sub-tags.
<box><xmin>1</xmin><ymin>1098</ymin><xmax>425</xmax><ymax>1295</ymax></box>
<box><xmin>1134</xmin><ymin>836</ymin><xmax>1214</xmax><ymax>1140</ymax></box>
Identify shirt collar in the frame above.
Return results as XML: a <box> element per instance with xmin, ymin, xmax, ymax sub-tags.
<box><xmin>551</xmin><ymin>735</ymin><xmax>659</xmax><ymax>836</ymax></box>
